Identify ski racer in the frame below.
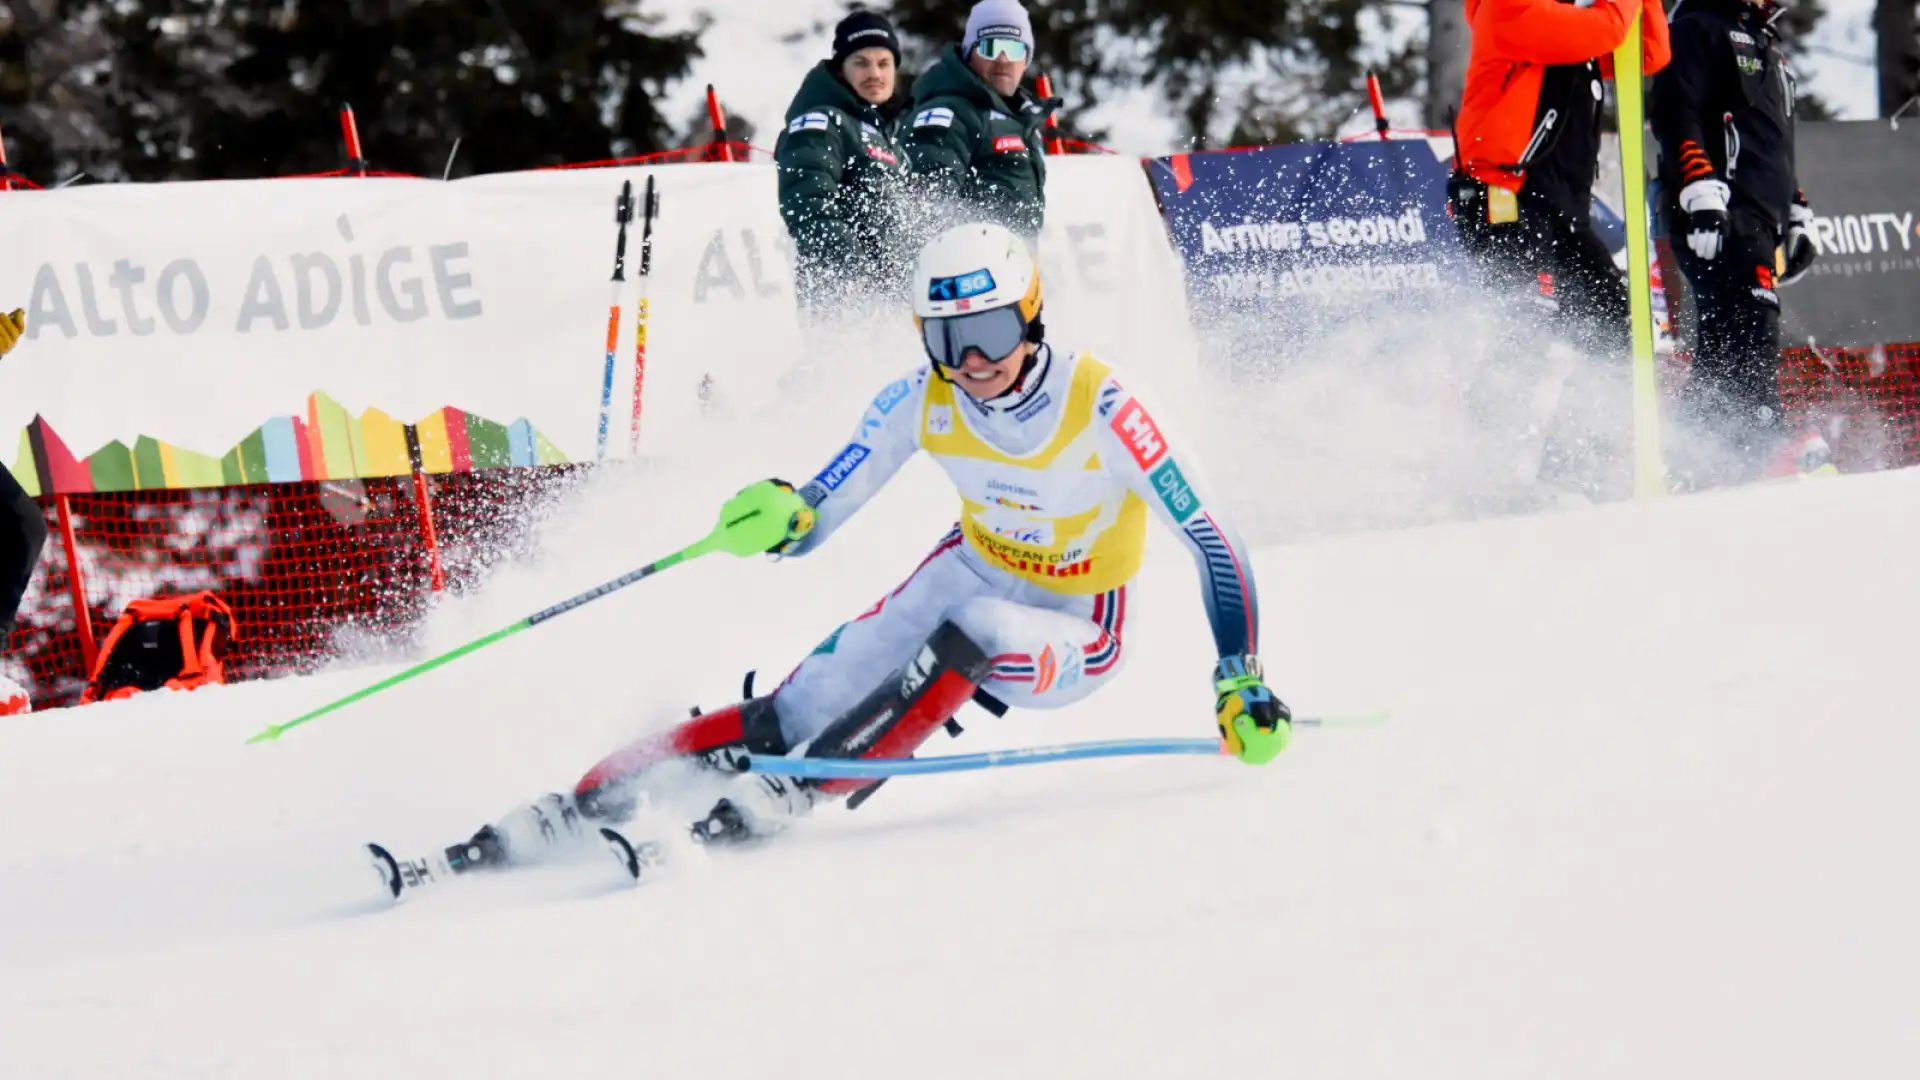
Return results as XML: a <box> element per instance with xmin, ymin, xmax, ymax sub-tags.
<box><xmin>438</xmin><ymin>223</ymin><xmax>1289</xmax><ymax>875</ymax></box>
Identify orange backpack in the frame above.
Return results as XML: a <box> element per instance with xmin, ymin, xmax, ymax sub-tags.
<box><xmin>81</xmin><ymin>591</ymin><xmax>238</xmax><ymax>704</ymax></box>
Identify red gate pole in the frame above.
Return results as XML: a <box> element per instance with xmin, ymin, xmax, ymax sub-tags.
<box><xmin>1366</xmin><ymin>72</ymin><xmax>1391</xmax><ymax>141</ymax></box>
<box><xmin>339</xmin><ymin>104</ymin><xmax>369</xmax><ymax>176</ymax></box>
<box><xmin>1036</xmin><ymin>75</ymin><xmax>1065</xmax><ymax>155</ymax></box>
<box><xmin>705</xmin><ymin>85</ymin><xmax>734</xmax><ymax>162</ymax></box>
<box><xmin>410</xmin><ymin>473</ymin><xmax>447</xmax><ymax>593</ymax></box>
<box><xmin>340</xmin><ymin>101</ymin><xmax>445</xmax><ymax>593</ymax></box>
<box><xmin>54</xmin><ymin>496</ymin><xmax>99</xmax><ymax>673</ymax></box>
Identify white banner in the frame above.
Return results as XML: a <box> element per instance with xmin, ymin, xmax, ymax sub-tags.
<box><xmin>0</xmin><ymin>156</ymin><xmax>1196</xmax><ymax>493</ymax></box>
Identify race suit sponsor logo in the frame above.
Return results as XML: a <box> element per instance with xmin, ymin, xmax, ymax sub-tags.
<box><xmin>1150</xmin><ymin>459</ymin><xmax>1200</xmax><ymax>523</ymax></box>
<box><xmin>1013</xmin><ymin>391</ymin><xmax>1052</xmax><ymax>423</ymax></box>
<box><xmin>872</xmin><ymin>378</ymin><xmax>912</xmax><ymax>415</ymax></box>
<box><xmin>1110</xmin><ymin>398</ymin><xmax>1167</xmax><ymax>470</ymax></box>
<box><xmin>971</xmin><ymin>526</ymin><xmax>1096</xmax><ymax>580</ymax></box>
<box><xmin>813</xmin><ymin>443</ymin><xmax>870</xmax><ymax>492</ymax></box>
<box><xmin>993</xmin><ymin>134</ymin><xmax>1027</xmax><ymax>153</ymax></box>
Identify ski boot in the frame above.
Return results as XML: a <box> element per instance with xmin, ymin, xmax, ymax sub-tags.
<box><xmin>687</xmin><ymin>620</ymin><xmax>995</xmax><ymax>845</ymax></box>
<box><xmin>442</xmin><ymin>792</ymin><xmax>592</xmax><ymax>875</ymax></box>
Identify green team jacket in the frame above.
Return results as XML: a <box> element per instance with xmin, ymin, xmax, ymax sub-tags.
<box><xmin>773</xmin><ymin>61</ymin><xmax>912</xmax><ymax>285</ymax></box>
<box><xmin>902</xmin><ymin>44</ymin><xmax>1058</xmax><ymax>239</ymax></box>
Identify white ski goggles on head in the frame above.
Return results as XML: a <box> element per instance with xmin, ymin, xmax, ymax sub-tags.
<box><xmin>920</xmin><ymin>307</ymin><xmax>1029</xmax><ymax>369</ymax></box>
<box><xmin>973</xmin><ymin>38</ymin><xmax>1031</xmax><ymax>62</ymax></box>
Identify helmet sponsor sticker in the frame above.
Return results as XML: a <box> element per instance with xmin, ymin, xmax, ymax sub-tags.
<box><xmin>927</xmin><ymin>269</ymin><xmax>997</xmax><ymax>301</ymax></box>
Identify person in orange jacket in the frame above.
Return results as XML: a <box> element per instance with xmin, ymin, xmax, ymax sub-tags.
<box><xmin>1448</xmin><ymin>0</ymin><xmax>1669</xmax><ymax>496</ymax></box>
<box><xmin>1453</xmin><ymin>0</ymin><xmax>1670</xmax><ymax>348</ymax></box>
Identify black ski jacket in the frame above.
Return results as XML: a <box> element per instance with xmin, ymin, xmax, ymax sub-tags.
<box><xmin>1650</xmin><ymin>0</ymin><xmax>1802</xmax><ymax>233</ymax></box>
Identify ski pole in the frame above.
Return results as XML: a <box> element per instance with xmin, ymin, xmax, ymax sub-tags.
<box><xmin>248</xmin><ymin>528</ymin><xmax>728</xmax><ymax>745</ymax></box>
<box><xmin>745</xmin><ymin>712</ymin><xmax>1392</xmax><ymax>780</ymax></box>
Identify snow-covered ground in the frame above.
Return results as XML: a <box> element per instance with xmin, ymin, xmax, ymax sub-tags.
<box><xmin>3</xmin><ymin>449</ymin><xmax>1917</xmax><ymax>1078</ymax></box>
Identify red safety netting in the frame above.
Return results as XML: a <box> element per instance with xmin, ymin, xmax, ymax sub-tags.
<box><xmin>2</xmin><ymin>466</ymin><xmax>586</xmax><ymax>712</ymax></box>
<box><xmin>1778</xmin><ymin>342</ymin><xmax>1920</xmax><ymax>471</ymax></box>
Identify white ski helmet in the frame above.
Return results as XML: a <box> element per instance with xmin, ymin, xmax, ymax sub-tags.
<box><xmin>911</xmin><ymin>222</ymin><xmax>1044</xmax><ymax>368</ymax></box>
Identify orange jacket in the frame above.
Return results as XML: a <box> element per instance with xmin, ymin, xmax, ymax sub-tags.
<box><xmin>1456</xmin><ymin>0</ymin><xmax>1671</xmax><ymax>195</ymax></box>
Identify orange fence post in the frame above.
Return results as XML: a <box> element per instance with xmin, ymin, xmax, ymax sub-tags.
<box><xmin>1036</xmin><ymin>74</ymin><xmax>1065</xmax><ymax>155</ymax></box>
<box><xmin>705</xmin><ymin>85</ymin><xmax>735</xmax><ymax>163</ymax></box>
<box><xmin>53</xmin><ymin>496</ymin><xmax>98</xmax><ymax>674</ymax></box>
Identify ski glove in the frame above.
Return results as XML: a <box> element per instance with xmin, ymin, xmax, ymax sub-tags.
<box><xmin>1678</xmin><ymin>179</ymin><xmax>1731</xmax><ymax>261</ymax></box>
<box><xmin>1214</xmin><ymin>654</ymin><xmax>1291</xmax><ymax>765</ymax></box>
<box><xmin>1780</xmin><ymin>197</ymin><xmax>1817</xmax><ymax>286</ymax></box>
<box><xmin>0</xmin><ymin>309</ymin><xmax>23</xmax><ymax>358</ymax></box>
<box><xmin>716</xmin><ymin>479</ymin><xmax>815</xmax><ymax>557</ymax></box>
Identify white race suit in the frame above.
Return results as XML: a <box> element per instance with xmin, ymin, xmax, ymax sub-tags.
<box><xmin>771</xmin><ymin>343</ymin><xmax>1261</xmax><ymax>747</ymax></box>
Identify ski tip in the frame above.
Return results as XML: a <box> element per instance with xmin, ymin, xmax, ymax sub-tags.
<box><xmin>599</xmin><ymin>827</ymin><xmax>642</xmax><ymax>880</ymax></box>
<box><xmin>367</xmin><ymin>842</ymin><xmax>403</xmax><ymax>899</ymax></box>
<box><xmin>599</xmin><ymin>827</ymin><xmax>663</xmax><ymax>883</ymax></box>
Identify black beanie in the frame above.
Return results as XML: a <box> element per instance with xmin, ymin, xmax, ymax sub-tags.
<box><xmin>832</xmin><ymin>10</ymin><xmax>902</xmax><ymax>66</ymax></box>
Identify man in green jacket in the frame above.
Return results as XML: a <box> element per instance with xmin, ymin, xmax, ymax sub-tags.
<box><xmin>775</xmin><ymin>11</ymin><xmax>913</xmax><ymax>314</ymax></box>
<box><xmin>903</xmin><ymin>0</ymin><xmax>1056</xmax><ymax>241</ymax></box>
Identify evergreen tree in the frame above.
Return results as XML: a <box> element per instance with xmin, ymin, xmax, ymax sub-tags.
<box><xmin>0</xmin><ymin>0</ymin><xmax>705</xmax><ymax>184</ymax></box>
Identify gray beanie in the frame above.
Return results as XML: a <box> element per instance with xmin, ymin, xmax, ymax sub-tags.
<box><xmin>963</xmin><ymin>0</ymin><xmax>1035</xmax><ymax>56</ymax></box>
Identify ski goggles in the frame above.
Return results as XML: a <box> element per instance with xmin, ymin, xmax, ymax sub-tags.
<box><xmin>973</xmin><ymin>38</ymin><xmax>1031</xmax><ymax>63</ymax></box>
<box><xmin>920</xmin><ymin>307</ymin><xmax>1029</xmax><ymax>369</ymax></box>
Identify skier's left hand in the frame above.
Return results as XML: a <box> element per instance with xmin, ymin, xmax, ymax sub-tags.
<box><xmin>1781</xmin><ymin>197</ymin><xmax>1817</xmax><ymax>286</ymax></box>
<box><xmin>715</xmin><ymin>479</ymin><xmax>815</xmax><ymax>557</ymax></box>
<box><xmin>1213</xmin><ymin>654</ymin><xmax>1290</xmax><ymax>765</ymax></box>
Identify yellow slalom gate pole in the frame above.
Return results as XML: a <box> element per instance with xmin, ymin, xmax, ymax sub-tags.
<box><xmin>1613</xmin><ymin>14</ymin><xmax>1667</xmax><ymax>499</ymax></box>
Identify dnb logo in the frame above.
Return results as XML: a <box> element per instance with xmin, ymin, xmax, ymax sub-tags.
<box><xmin>1151</xmin><ymin>459</ymin><xmax>1200</xmax><ymax>523</ymax></box>
<box><xmin>1110</xmin><ymin>398</ymin><xmax>1167</xmax><ymax>470</ymax></box>
<box><xmin>927</xmin><ymin>269</ymin><xmax>996</xmax><ymax>303</ymax></box>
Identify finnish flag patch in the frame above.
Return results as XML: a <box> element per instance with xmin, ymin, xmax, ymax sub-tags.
<box><xmin>788</xmin><ymin>111</ymin><xmax>830</xmax><ymax>134</ymax></box>
<box><xmin>914</xmin><ymin>107</ymin><xmax>955</xmax><ymax>129</ymax></box>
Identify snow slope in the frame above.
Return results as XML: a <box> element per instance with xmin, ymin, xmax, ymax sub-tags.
<box><xmin>2</xmin><ymin>455</ymin><xmax>1917</xmax><ymax>1079</ymax></box>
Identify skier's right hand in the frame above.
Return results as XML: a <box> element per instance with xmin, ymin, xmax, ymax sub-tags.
<box><xmin>1678</xmin><ymin>179</ymin><xmax>1730</xmax><ymax>261</ymax></box>
<box><xmin>715</xmin><ymin>479</ymin><xmax>815</xmax><ymax>557</ymax></box>
<box><xmin>0</xmin><ymin>309</ymin><xmax>24</xmax><ymax>358</ymax></box>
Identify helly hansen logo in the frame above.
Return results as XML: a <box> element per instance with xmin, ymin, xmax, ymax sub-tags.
<box><xmin>1111</xmin><ymin>399</ymin><xmax>1167</xmax><ymax>469</ymax></box>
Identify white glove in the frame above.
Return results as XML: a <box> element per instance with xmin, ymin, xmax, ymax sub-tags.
<box><xmin>1678</xmin><ymin>179</ymin><xmax>1731</xmax><ymax>261</ymax></box>
<box><xmin>1781</xmin><ymin>200</ymin><xmax>1817</xmax><ymax>285</ymax></box>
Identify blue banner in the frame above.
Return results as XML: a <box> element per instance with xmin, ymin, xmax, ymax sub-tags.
<box><xmin>1145</xmin><ymin>140</ymin><xmax>1469</xmax><ymax>356</ymax></box>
